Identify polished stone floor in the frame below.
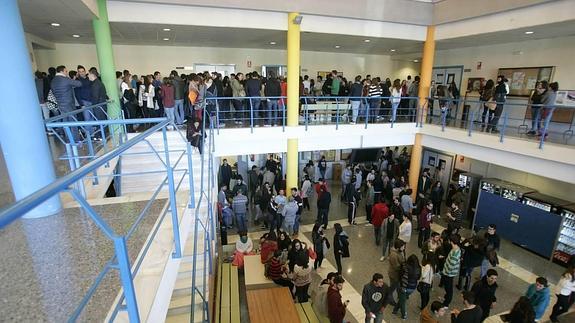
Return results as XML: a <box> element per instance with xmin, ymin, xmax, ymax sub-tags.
<box><xmin>234</xmin><ymin>180</ymin><xmax>569</xmax><ymax>323</ymax></box>
<box><xmin>0</xmin><ymin>198</ymin><xmax>166</xmax><ymax>322</ymax></box>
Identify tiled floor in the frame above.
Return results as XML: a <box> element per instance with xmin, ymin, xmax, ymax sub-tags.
<box><xmin>232</xmin><ymin>181</ymin><xmax>570</xmax><ymax>323</ymax></box>
<box><xmin>0</xmin><ymin>198</ymin><xmax>166</xmax><ymax>322</ymax></box>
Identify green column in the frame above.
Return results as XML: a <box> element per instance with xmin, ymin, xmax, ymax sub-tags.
<box><xmin>92</xmin><ymin>0</ymin><xmax>121</xmax><ymax>120</ymax></box>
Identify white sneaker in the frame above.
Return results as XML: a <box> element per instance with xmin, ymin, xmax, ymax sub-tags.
<box><xmin>380</xmin><ymin>256</ymin><xmax>385</xmax><ymax>261</ymax></box>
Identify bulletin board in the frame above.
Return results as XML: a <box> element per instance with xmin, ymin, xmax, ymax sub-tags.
<box><xmin>497</xmin><ymin>66</ymin><xmax>554</xmax><ymax>97</ymax></box>
<box><xmin>524</xmin><ymin>89</ymin><xmax>575</xmax><ymax>124</ymax></box>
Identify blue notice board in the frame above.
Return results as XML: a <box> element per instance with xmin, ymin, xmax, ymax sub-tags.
<box><xmin>475</xmin><ymin>191</ymin><xmax>562</xmax><ymax>259</ymax></box>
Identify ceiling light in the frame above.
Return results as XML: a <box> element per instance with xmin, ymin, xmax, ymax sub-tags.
<box><xmin>72</xmin><ymin>34</ymin><xmax>80</xmax><ymax>38</ymax></box>
<box><xmin>50</xmin><ymin>23</ymin><xmax>60</xmax><ymax>27</ymax></box>
<box><xmin>525</xmin><ymin>31</ymin><xmax>534</xmax><ymax>35</ymax></box>
<box><xmin>335</xmin><ymin>45</ymin><xmax>341</xmax><ymax>49</ymax></box>
<box><xmin>413</xmin><ymin>59</ymin><xmax>419</xmax><ymax>62</ymax></box>
<box><xmin>269</xmin><ymin>41</ymin><xmax>276</xmax><ymax>45</ymax></box>
<box><xmin>163</xmin><ymin>38</ymin><xmax>170</xmax><ymax>41</ymax></box>
<box><xmin>390</xmin><ymin>49</ymin><xmax>396</xmax><ymax>52</ymax></box>
<box><xmin>364</xmin><ymin>39</ymin><xmax>371</xmax><ymax>43</ymax></box>
<box><xmin>163</xmin><ymin>28</ymin><xmax>171</xmax><ymax>31</ymax></box>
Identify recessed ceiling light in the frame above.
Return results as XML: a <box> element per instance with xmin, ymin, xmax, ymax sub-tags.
<box><xmin>413</xmin><ymin>59</ymin><xmax>419</xmax><ymax>62</ymax></box>
<box><xmin>390</xmin><ymin>49</ymin><xmax>396</xmax><ymax>52</ymax></box>
<box><xmin>163</xmin><ymin>38</ymin><xmax>170</xmax><ymax>41</ymax></box>
<box><xmin>335</xmin><ymin>45</ymin><xmax>341</xmax><ymax>49</ymax></box>
<box><xmin>72</xmin><ymin>34</ymin><xmax>80</xmax><ymax>38</ymax></box>
<box><xmin>51</xmin><ymin>23</ymin><xmax>60</xmax><ymax>27</ymax></box>
<box><xmin>364</xmin><ymin>39</ymin><xmax>371</xmax><ymax>43</ymax></box>
<box><xmin>525</xmin><ymin>31</ymin><xmax>534</xmax><ymax>35</ymax></box>
<box><xmin>269</xmin><ymin>41</ymin><xmax>276</xmax><ymax>45</ymax></box>
<box><xmin>163</xmin><ymin>28</ymin><xmax>171</xmax><ymax>31</ymax></box>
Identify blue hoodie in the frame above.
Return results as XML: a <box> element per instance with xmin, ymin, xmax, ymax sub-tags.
<box><xmin>525</xmin><ymin>283</ymin><xmax>550</xmax><ymax>320</ymax></box>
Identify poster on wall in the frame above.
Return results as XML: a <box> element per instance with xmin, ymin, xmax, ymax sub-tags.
<box><xmin>466</xmin><ymin>78</ymin><xmax>485</xmax><ymax>92</ymax></box>
<box><xmin>447</xmin><ymin>73</ymin><xmax>455</xmax><ymax>84</ymax></box>
<box><xmin>511</xmin><ymin>72</ymin><xmax>526</xmax><ymax>90</ymax></box>
<box><xmin>555</xmin><ymin>90</ymin><xmax>575</xmax><ymax>107</ymax></box>
<box><xmin>436</xmin><ymin>74</ymin><xmax>444</xmax><ymax>85</ymax></box>
<box><xmin>498</xmin><ymin>66</ymin><xmax>555</xmax><ymax>96</ymax></box>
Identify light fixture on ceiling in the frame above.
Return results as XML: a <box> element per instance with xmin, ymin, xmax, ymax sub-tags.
<box><xmin>335</xmin><ymin>45</ymin><xmax>341</xmax><ymax>49</ymax></box>
<box><xmin>525</xmin><ymin>31</ymin><xmax>534</xmax><ymax>35</ymax></box>
<box><xmin>390</xmin><ymin>49</ymin><xmax>396</xmax><ymax>52</ymax></box>
<box><xmin>72</xmin><ymin>34</ymin><xmax>80</xmax><ymax>38</ymax></box>
<box><xmin>413</xmin><ymin>59</ymin><xmax>419</xmax><ymax>63</ymax></box>
<box><xmin>292</xmin><ymin>15</ymin><xmax>303</xmax><ymax>25</ymax></box>
<box><xmin>364</xmin><ymin>39</ymin><xmax>370</xmax><ymax>43</ymax></box>
<box><xmin>50</xmin><ymin>23</ymin><xmax>60</xmax><ymax>27</ymax></box>
<box><xmin>269</xmin><ymin>41</ymin><xmax>276</xmax><ymax>45</ymax></box>
<box><xmin>163</xmin><ymin>28</ymin><xmax>171</xmax><ymax>31</ymax></box>
<box><xmin>163</xmin><ymin>38</ymin><xmax>170</xmax><ymax>41</ymax></box>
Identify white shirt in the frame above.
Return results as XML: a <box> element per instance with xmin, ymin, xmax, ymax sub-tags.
<box><xmin>421</xmin><ymin>264</ymin><xmax>434</xmax><ymax>284</ymax></box>
<box><xmin>399</xmin><ymin>221</ymin><xmax>412</xmax><ymax>243</ymax></box>
<box><xmin>555</xmin><ymin>274</ymin><xmax>575</xmax><ymax>296</ymax></box>
<box><xmin>301</xmin><ymin>180</ymin><xmax>312</xmax><ymax>198</ymax></box>
<box><xmin>391</xmin><ymin>87</ymin><xmax>402</xmax><ymax>104</ymax></box>
<box><xmin>303</xmin><ymin>80</ymin><xmax>311</xmax><ymax>92</ymax></box>
<box><xmin>235</xmin><ymin>238</ymin><xmax>253</xmax><ymax>254</ymax></box>
<box><xmin>120</xmin><ymin>81</ymin><xmax>130</xmax><ymax>103</ymax></box>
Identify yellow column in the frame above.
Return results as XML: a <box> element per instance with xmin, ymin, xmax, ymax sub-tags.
<box><xmin>286</xmin><ymin>12</ymin><xmax>301</xmax><ymax>191</ymax></box>
<box><xmin>417</xmin><ymin>26</ymin><xmax>436</xmax><ymax>123</ymax></box>
<box><xmin>408</xmin><ymin>134</ymin><xmax>423</xmax><ymax>201</ymax></box>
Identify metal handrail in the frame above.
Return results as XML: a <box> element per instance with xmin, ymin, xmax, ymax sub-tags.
<box><xmin>45</xmin><ymin>100</ymin><xmax>112</xmax><ymax>123</ymax></box>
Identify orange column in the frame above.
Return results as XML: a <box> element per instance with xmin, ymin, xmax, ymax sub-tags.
<box><xmin>409</xmin><ymin>134</ymin><xmax>423</xmax><ymax>201</ymax></box>
<box><xmin>417</xmin><ymin>26</ymin><xmax>436</xmax><ymax>123</ymax></box>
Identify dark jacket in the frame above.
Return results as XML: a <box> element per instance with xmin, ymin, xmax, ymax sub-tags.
<box><xmin>350</xmin><ymin>82</ymin><xmax>363</xmax><ymax>101</ymax></box>
<box><xmin>246</xmin><ymin>78</ymin><xmax>261</xmax><ymax>97</ymax></box>
<box><xmin>219</xmin><ymin>164</ymin><xmax>233</xmax><ymax>184</ymax></box>
<box><xmin>172</xmin><ymin>76</ymin><xmax>185</xmax><ymax>100</ymax></box>
<box><xmin>90</xmin><ymin>78</ymin><xmax>108</xmax><ymax>104</ymax></box>
<box><xmin>471</xmin><ymin>277</ymin><xmax>497</xmax><ymax>312</ymax></box>
<box><xmin>361</xmin><ymin>282</ymin><xmax>392</xmax><ymax>313</ymax></box>
<box><xmin>334</xmin><ymin>232</ymin><xmax>350</xmax><ymax>258</ymax></box>
<box><xmin>431</xmin><ymin>186</ymin><xmax>444</xmax><ymax>203</ymax></box>
<box><xmin>317</xmin><ymin>191</ymin><xmax>332</xmax><ymax>210</ymax></box>
<box><xmin>75</xmin><ymin>76</ymin><xmax>92</xmax><ymax>102</ymax></box>
<box><xmin>327</xmin><ymin>288</ymin><xmax>345</xmax><ymax>323</ymax></box>
<box><xmin>51</xmin><ymin>75</ymin><xmax>82</xmax><ymax>112</ymax></box>
<box><xmin>400</xmin><ymin>263</ymin><xmax>421</xmax><ymax>290</ymax></box>
<box><xmin>451</xmin><ymin>306</ymin><xmax>482</xmax><ymax>323</ymax></box>
<box><xmin>265</xmin><ymin>78</ymin><xmax>281</xmax><ymax>97</ymax></box>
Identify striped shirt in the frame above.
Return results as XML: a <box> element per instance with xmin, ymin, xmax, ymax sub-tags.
<box><xmin>442</xmin><ymin>246</ymin><xmax>461</xmax><ymax>277</ymax></box>
<box><xmin>232</xmin><ymin>194</ymin><xmax>248</xmax><ymax>214</ymax></box>
<box><xmin>368</xmin><ymin>84</ymin><xmax>383</xmax><ymax>97</ymax></box>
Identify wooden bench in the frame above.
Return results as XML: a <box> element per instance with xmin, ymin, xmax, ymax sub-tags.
<box><xmin>296</xmin><ymin>302</ymin><xmax>321</xmax><ymax>323</ymax></box>
<box><xmin>214</xmin><ymin>262</ymin><xmax>240</xmax><ymax>323</ymax></box>
<box><xmin>243</xmin><ymin>254</ymin><xmax>277</xmax><ymax>290</ymax></box>
<box><xmin>247</xmin><ymin>287</ymin><xmax>301</xmax><ymax>323</ymax></box>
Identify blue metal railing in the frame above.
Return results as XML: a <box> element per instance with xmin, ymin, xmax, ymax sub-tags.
<box><xmin>423</xmin><ymin>97</ymin><xmax>575</xmax><ymax>148</ymax></box>
<box><xmin>0</xmin><ymin>117</ymin><xmax>197</xmax><ymax>322</ymax></box>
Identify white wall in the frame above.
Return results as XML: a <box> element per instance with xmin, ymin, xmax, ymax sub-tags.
<box><xmin>454</xmin><ymin>156</ymin><xmax>575</xmax><ymax>203</ymax></box>
<box><xmin>34</xmin><ymin>43</ymin><xmax>407</xmax><ymax>79</ymax></box>
<box><xmin>434</xmin><ymin>35</ymin><xmax>575</xmax><ymax>91</ymax></box>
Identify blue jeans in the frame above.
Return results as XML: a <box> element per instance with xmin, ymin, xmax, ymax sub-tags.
<box><xmin>293</xmin><ymin>214</ymin><xmax>301</xmax><ymax>233</ymax></box>
<box><xmin>174</xmin><ymin>99</ymin><xmax>185</xmax><ymax>124</ymax></box>
<box><xmin>391</xmin><ymin>101</ymin><xmax>400</xmax><ymax>122</ymax></box>
<box><xmin>268</xmin><ymin>99</ymin><xmax>279</xmax><ymax>125</ymax></box>
<box><xmin>540</xmin><ymin>107</ymin><xmax>555</xmax><ymax>135</ymax></box>
<box><xmin>283</xmin><ymin>220</ymin><xmax>295</xmax><ymax>235</ymax></box>
<box><xmin>350</xmin><ymin>100</ymin><xmax>360</xmax><ymax>123</ymax></box>
<box><xmin>164</xmin><ymin>107</ymin><xmax>175</xmax><ymax>127</ymax></box>
<box><xmin>249</xmin><ymin>98</ymin><xmax>261</xmax><ymax>123</ymax></box>
<box><xmin>370</xmin><ymin>99</ymin><xmax>381</xmax><ymax>122</ymax></box>
<box><xmin>235</xmin><ymin>213</ymin><xmax>247</xmax><ymax>232</ymax></box>
<box><xmin>222</xmin><ymin>208</ymin><xmax>233</xmax><ymax>227</ymax></box>
<box><xmin>81</xmin><ymin>100</ymin><xmax>95</xmax><ymax>137</ymax></box>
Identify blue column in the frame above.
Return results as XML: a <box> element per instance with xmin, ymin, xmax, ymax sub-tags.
<box><xmin>0</xmin><ymin>0</ymin><xmax>61</xmax><ymax>217</ymax></box>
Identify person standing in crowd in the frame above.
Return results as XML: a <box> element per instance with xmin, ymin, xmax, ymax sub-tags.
<box><xmin>291</xmin><ymin>257</ymin><xmax>312</xmax><ymax>303</ymax></box>
<box><xmin>350</xmin><ymin>75</ymin><xmax>363</xmax><ymax>124</ymax></box>
<box><xmin>430</xmin><ymin>182</ymin><xmax>444</xmax><ymax>217</ymax></box>
<box><xmin>264</xmin><ymin>71</ymin><xmax>281</xmax><ymax>126</ymax></box>
<box><xmin>161</xmin><ymin>78</ymin><xmax>176</xmax><ymax>130</ymax></box>
<box><xmin>527</xmin><ymin>81</ymin><xmax>545</xmax><ymax>136</ymax></box>
<box><xmin>390</xmin><ymin>79</ymin><xmax>402</xmax><ymax>123</ymax></box>
<box><xmin>549</xmin><ymin>266</ymin><xmax>575</xmax><ymax>322</ymax></box>
<box><xmin>446</xmin><ymin>202</ymin><xmax>462</xmax><ymax>235</ymax></box>
<box><xmin>312</xmin><ymin>272</ymin><xmax>338</xmax><ymax>318</ymax></box>
<box><xmin>219</xmin><ymin>159</ymin><xmax>233</xmax><ymax>189</ymax></box>
<box><xmin>232</xmin><ymin>176</ymin><xmax>248</xmax><ymax>198</ymax></box>
<box><xmin>341</xmin><ymin>164</ymin><xmax>352</xmax><ymax>201</ymax></box>
<box><xmin>232</xmin><ymin>190</ymin><xmax>248</xmax><ymax>232</ymax></box>
<box><xmin>393</xmin><ymin>254</ymin><xmax>421</xmax><ymax>320</ymax></box>
<box><xmin>312</xmin><ymin>223</ymin><xmax>330</xmax><ymax>269</ymax></box>
<box><xmin>218</xmin><ymin>185</ymin><xmax>233</xmax><ymax>229</ymax></box>
<box><xmin>380</xmin><ymin>213</ymin><xmax>400</xmax><ymax>261</ymax></box>
<box><xmin>539</xmin><ymin>81</ymin><xmax>559</xmax><ymax>138</ymax></box>
<box><xmin>418</xmin><ymin>201</ymin><xmax>434</xmax><ymax>248</ymax></box>
<box><xmin>51</xmin><ymin>65</ymin><xmax>82</xmax><ymax>140</ymax></box>
<box><xmin>361</xmin><ymin>273</ymin><xmax>392</xmax><ymax>323</ymax></box>
<box><xmin>371</xmin><ymin>198</ymin><xmax>389</xmax><ymax>246</ymax></box>
<box><xmin>417</xmin><ymin>168</ymin><xmax>432</xmax><ymax>212</ymax></box>
<box><xmin>365</xmin><ymin>180</ymin><xmax>375</xmax><ymax>224</ymax></box>
<box><xmin>327</xmin><ymin>275</ymin><xmax>348</xmax><ymax>323</ymax></box>
<box><xmin>407</xmin><ymin>76</ymin><xmax>420</xmax><ymax>122</ymax></box>
<box><xmin>75</xmin><ymin>65</ymin><xmax>95</xmax><ymax>135</ymax></box>
<box><xmin>306</xmin><ymin>160</ymin><xmax>316</xmax><ymax>183</ymax></box>
<box><xmin>479</xmin><ymin>79</ymin><xmax>495</xmax><ymax>126</ymax></box>
<box><xmin>525</xmin><ymin>277</ymin><xmax>551</xmax><ymax>322</ymax></box>
<box><xmin>502</xmin><ymin>296</ymin><xmax>536</xmax><ymax>323</ymax></box>
<box><xmin>481</xmin><ymin>224</ymin><xmax>501</xmax><ymax>278</ymax></box>
<box><xmin>274</xmin><ymin>189</ymin><xmax>287</xmax><ymax>230</ymax></box>
<box><xmin>300</xmin><ymin>175</ymin><xmax>313</xmax><ymax>211</ymax></box>
<box><xmin>420</xmin><ymin>301</ymin><xmax>446</xmax><ymax>323</ymax></box>
<box><xmin>398</xmin><ymin>214</ymin><xmax>412</xmax><ymax>244</ymax></box>
<box><xmin>368</xmin><ymin>77</ymin><xmax>383</xmax><ymax>122</ymax></box>
<box><xmin>471</xmin><ymin>269</ymin><xmax>498</xmax><ymax>321</ymax></box>
<box><xmin>317</xmin><ymin>185</ymin><xmax>331</xmax><ymax>229</ymax></box>
<box><xmin>345</xmin><ymin>176</ymin><xmax>360</xmax><ymax>225</ymax></box>
<box><xmin>400</xmin><ymin>188</ymin><xmax>415</xmax><ymax>217</ymax></box>
<box><xmin>487</xmin><ymin>75</ymin><xmax>509</xmax><ymax>133</ymax></box>
<box><xmin>451</xmin><ymin>292</ymin><xmax>483</xmax><ymax>323</ymax></box>
<box><xmin>388</xmin><ymin>239</ymin><xmax>406</xmax><ymax>306</ymax></box>
<box><xmin>87</xmin><ymin>70</ymin><xmax>108</xmax><ymax>138</ymax></box>
<box><xmin>248</xmin><ymin>166</ymin><xmax>260</xmax><ymax>206</ymax></box>
<box><xmin>333</xmin><ymin>223</ymin><xmax>349</xmax><ymax>274</ymax></box>
<box><xmin>245</xmin><ymin>71</ymin><xmax>262</xmax><ymax>121</ymax></box>
<box><xmin>318</xmin><ymin>156</ymin><xmax>327</xmax><ymax>180</ymax></box>
<box><xmin>291</xmin><ymin>188</ymin><xmax>304</xmax><ymax>235</ymax></box>
<box><xmin>282</xmin><ymin>196</ymin><xmax>299</xmax><ymax>236</ymax></box>
<box><xmin>330</xmin><ymin>70</ymin><xmax>341</xmax><ymax>97</ymax></box>
<box><xmin>231</xmin><ymin>72</ymin><xmax>246</xmax><ymax>124</ymax></box>
<box><xmin>441</xmin><ymin>234</ymin><xmax>461</xmax><ymax>307</ymax></box>
<box><xmin>169</xmin><ymin>70</ymin><xmax>185</xmax><ymax>125</ymax></box>
<box><xmin>419</xmin><ymin>256</ymin><xmax>434</xmax><ymax>310</ymax></box>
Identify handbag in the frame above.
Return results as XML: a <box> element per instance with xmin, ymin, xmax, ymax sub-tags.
<box><xmin>308</xmin><ymin>247</ymin><xmax>317</xmax><ymax>260</ymax></box>
<box><xmin>417</xmin><ymin>281</ymin><xmax>431</xmax><ymax>293</ymax></box>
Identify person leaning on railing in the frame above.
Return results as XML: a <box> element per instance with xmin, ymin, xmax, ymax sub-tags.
<box><xmin>538</xmin><ymin>81</ymin><xmax>559</xmax><ymax>138</ymax></box>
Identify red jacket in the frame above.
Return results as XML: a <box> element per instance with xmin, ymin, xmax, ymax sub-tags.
<box><xmin>371</xmin><ymin>202</ymin><xmax>389</xmax><ymax>227</ymax></box>
<box><xmin>315</xmin><ymin>183</ymin><xmax>329</xmax><ymax>197</ymax></box>
<box><xmin>260</xmin><ymin>240</ymin><xmax>278</xmax><ymax>264</ymax></box>
<box><xmin>327</xmin><ymin>287</ymin><xmax>345</xmax><ymax>323</ymax></box>
<box><xmin>419</xmin><ymin>207</ymin><xmax>433</xmax><ymax>229</ymax></box>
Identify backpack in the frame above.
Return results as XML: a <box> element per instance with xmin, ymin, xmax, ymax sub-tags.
<box><xmin>46</xmin><ymin>90</ymin><xmax>59</xmax><ymax>111</ymax></box>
